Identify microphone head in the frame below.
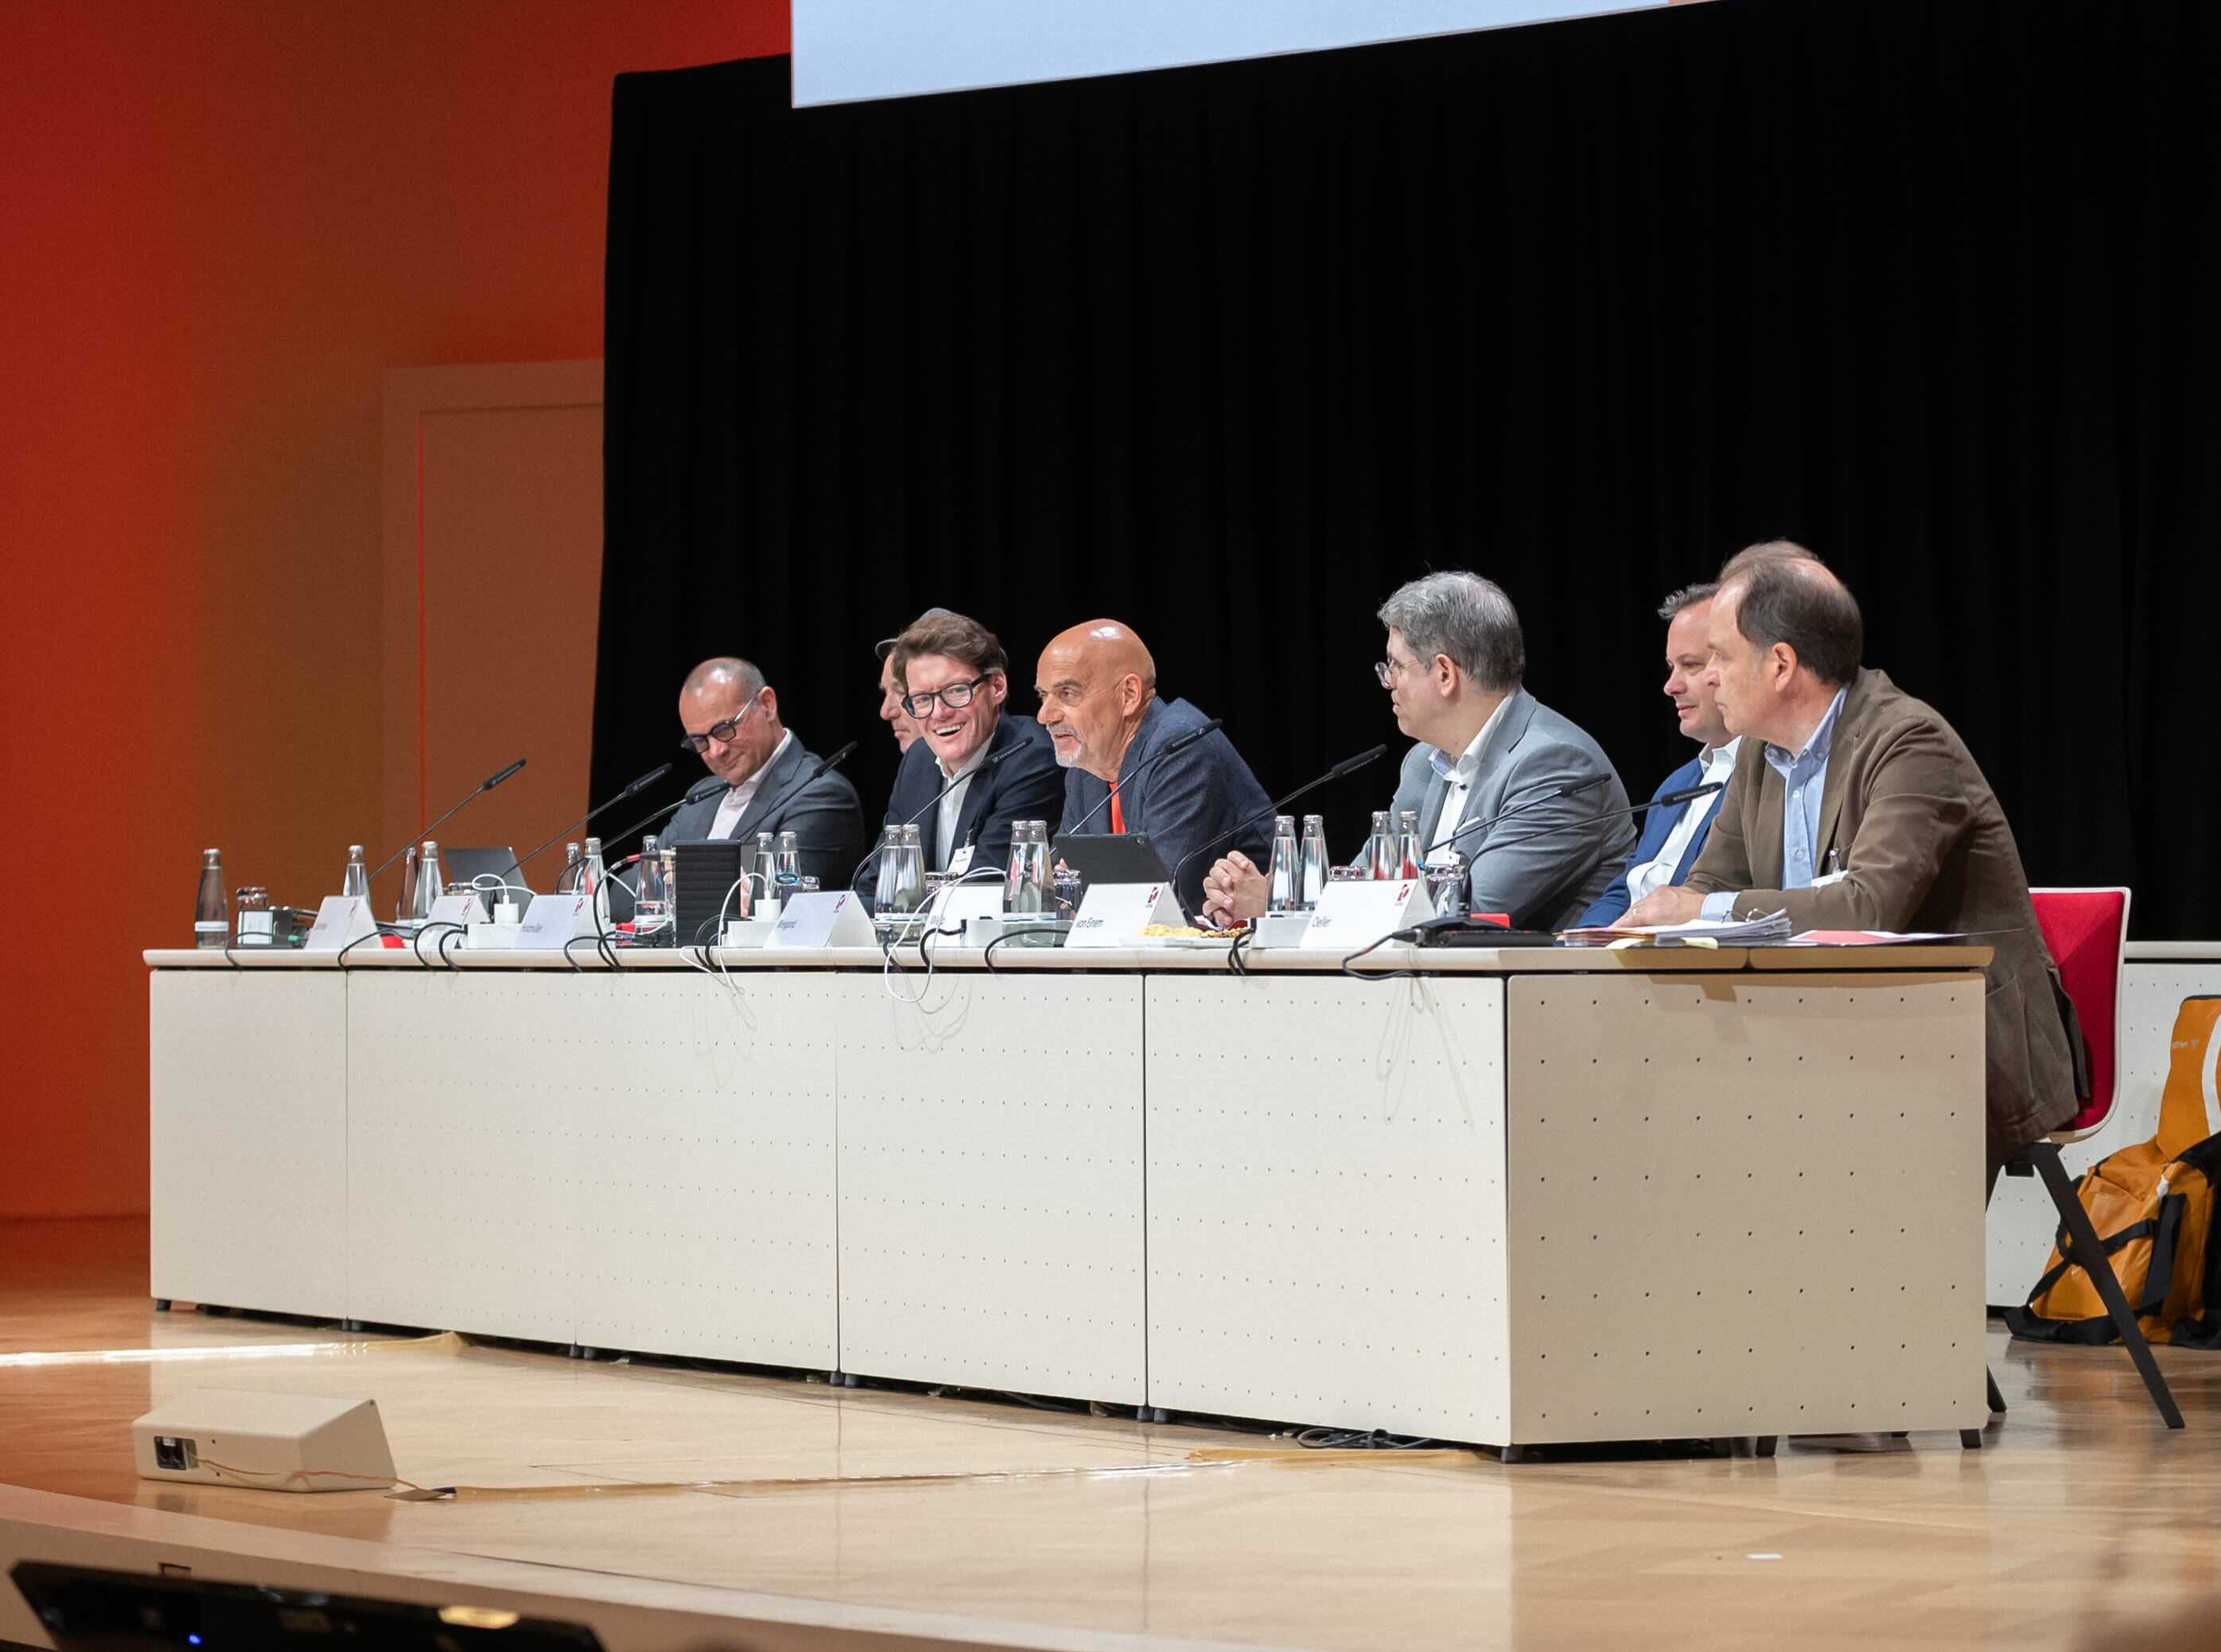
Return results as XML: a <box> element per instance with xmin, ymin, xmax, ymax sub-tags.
<box><xmin>626</xmin><ymin>761</ymin><xmax>675</xmax><ymax>795</ymax></box>
<box><xmin>483</xmin><ymin>757</ymin><xmax>528</xmax><ymax>790</ymax></box>
<box><xmin>1331</xmin><ymin>742</ymin><xmax>1389</xmax><ymax>778</ymax></box>
<box><xmin>817</xmin><ymin>740</ymin><xmax>859</xmax><ymax>772</ymax></box>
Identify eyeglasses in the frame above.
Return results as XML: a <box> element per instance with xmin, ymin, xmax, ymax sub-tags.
<box><xmin>678</xmin><ymin>698</ymin><xmax>761</xmax><ymax>754</ymax></box>
<box><xmin>901</xmin><ymin>673</ymin><xmax>993</xmax><ymax>718</ymax></box>
<box><xmin>1373</xmin><ymin>658</ymin><xmax>1411</xmax><ymax>687</ymax></box>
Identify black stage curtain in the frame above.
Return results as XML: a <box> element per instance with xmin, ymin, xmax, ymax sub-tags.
<box><xmin>596</xmin><ymin>0</ymin><xmax>2221</xmax><ymax>936</ymax></box>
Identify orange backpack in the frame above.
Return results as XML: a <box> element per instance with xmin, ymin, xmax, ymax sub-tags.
<box><xmin>2004</xmin><ymin>995</ymin><xmax>2221</xmax><ymax>1350</ymax></box>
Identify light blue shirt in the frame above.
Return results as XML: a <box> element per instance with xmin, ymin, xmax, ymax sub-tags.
<box><xmin>1699</xmin><ymin>687</ymin><xmax>1847</xmax><ymax>921</ymax></box>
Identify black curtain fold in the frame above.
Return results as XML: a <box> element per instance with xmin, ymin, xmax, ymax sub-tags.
<box><xmin>596</xmin><ymin>0</ymin><xmax>2221</xmax><ymax>936</ymax></box>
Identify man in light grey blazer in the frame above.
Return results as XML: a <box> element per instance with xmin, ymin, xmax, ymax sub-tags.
<box><xmin>1201</xmin><ymin>572</ymin><xmax>1633</xmax><ymax>930</ymax></box>
<box><xmin>664</xmin><ymin>656</ymin><xmax>866</xmax><ymax>889</ymax></box>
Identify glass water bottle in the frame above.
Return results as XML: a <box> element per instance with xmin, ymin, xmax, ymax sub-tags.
<box><xmin>580</xmin><ymin>837</ymin><xmax>608</xmax><ymax>930</ymax></box>
<box><xmin>558</xmin><ymin>841</ymin><xmax>582</xmax><ymax>892</ymax></box>
<box><xmin>774</xmin><ymin>830</ymin><xmax>802</xmax><ymax>890</ymax></box>
<box><xmin>1266</xmin><ymin>815</ymin><xmax>1300</xmax><ymax>912</ymax></box>
<box><xmin>341</xmin><ymin>845</ymin><xmax>368</xmax><ymax>900</ymax></box>
<box><xmin>403</xmin><ymin>841</ymin><xmax>445</xmax><ymax>922</ymax></box>
<box><xmin>395</xmin><ymin>845</ymin><xmax>418</xmax><ymax>925</ymax></box>
<box><xmin>1396</xmin><ymin>810</ymin><xmax>1423</xmax><ymax>880</ymax></box>
<box><xmin>1366</xmin><ymin>811</ymin><xmax>1396</xmax><ymax>880</ymax></box>
<box><xmin>873</xmin><ymin>824</ymin><xmax>901</xmax><ymax>912</ymax></box>
<box><xmin>194</xmin><ymin>849</ymin><xmax>227</xmax><ymax>947</ymax></box>
<box><xmin>1298</xmin><ymin>815</ymin><xmax>1329</xmax><ymax>909</ymax></box>
<box><xmin>633</xmin><ymin>834</ymin><xmax>673</xmax><ymax>941</ymax></box>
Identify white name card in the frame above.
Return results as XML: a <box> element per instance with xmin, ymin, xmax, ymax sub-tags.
<box><xmin>769</xmin><ymin>890</ymin><xmax>877</xmax><ymax>948</ymax></box>
<box><xmin>1298</xmin><ymin>878</ymin><xmax>1435</xmax><ymax>950</ymax></box>
<box><xmin>517</xmin><ymin>891</ymin><xmax>592</xmax><ymax>949</ymax></box>
<box><xmin>302</xmin><ymin>895</ymin><xmax>380</xmax><ymax>953</ymax></box>
<box><xmin>1067</xmin><ymin>882</ymin><xmax>1185</xmax><ymax>948</ymax></box>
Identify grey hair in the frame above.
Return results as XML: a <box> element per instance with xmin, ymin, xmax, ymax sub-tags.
<box><xmin>1377</xmin><ymin>572</ymin><xmax>1525</xmax><ymax>691</ymax></box>
<box><xmin>682</xmin><ymin>656</ymin><xmax>766</xmax><ymax>699</ymax></box>
<box><xmin>1656</xmin><ymin>581</ymin><xmax>1719</xmax><ymax>622</ymax></box>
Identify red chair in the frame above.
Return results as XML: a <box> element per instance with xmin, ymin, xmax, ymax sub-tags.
<box><xmin>1995</xmin><ymin>887</ymin><xmax>2183</xmax><ymax>1428</ymax></box>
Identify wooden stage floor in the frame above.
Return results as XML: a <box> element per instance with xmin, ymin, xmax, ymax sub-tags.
<box><xmin>2</xmin><ymin>1217</ymin><xmax>2217</xmax><ymax>1650</ymax></box>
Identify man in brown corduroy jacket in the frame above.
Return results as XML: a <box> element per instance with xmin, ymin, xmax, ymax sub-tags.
<box><xmin>1625</xmin><ymin>549</ymin><xmax>2082</xmax><ymax>1169</ymax></box>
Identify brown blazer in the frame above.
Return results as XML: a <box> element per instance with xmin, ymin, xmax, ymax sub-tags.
<box><xmin>1683</xmin><ymin>668</ymin><xmax>2081</xmax><ymax>1157</ymax></box>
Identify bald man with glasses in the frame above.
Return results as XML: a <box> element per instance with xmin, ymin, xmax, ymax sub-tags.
<box><xmin>664</xmin><ymin>655</ymin><xmax>866</xmax><ymax>888</ymax></box>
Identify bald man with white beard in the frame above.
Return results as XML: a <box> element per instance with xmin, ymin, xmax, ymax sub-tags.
<box><xmin>1034</xmin><ymin>620</ymin><xmax>1273</xmax><ymax>916</ymax></box>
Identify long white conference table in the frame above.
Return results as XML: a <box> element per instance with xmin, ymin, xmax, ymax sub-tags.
<box><xmin>146</xmin><ymin>939</ymin><xmax>1994</xmax><ymax>1454</ymax></box>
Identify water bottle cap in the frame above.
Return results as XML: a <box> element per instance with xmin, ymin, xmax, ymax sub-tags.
<box><xmin>203</xmin><ymin>849</ymin><xmax>221</xmax><ymax>864</ymax></box>
<box><xmin>347</xmin><ymin>845</ymin><xmax>364</xmax><ymax>857</ymax></box>
<box><xmin>422</xmin><ymin>840</ymin><xmax>439</xmax><ymax>855</ymax></box>
<box><xmin>584</xmin><ymin>837</ymin><xmax>602</xmax><ymax>856</ymax></box>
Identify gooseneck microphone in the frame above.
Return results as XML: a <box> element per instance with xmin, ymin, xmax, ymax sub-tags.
<box><xmin>1060</xmin><ymin>717</ymin><xmax>1226</xmax><ymax>838</ymax></box>
<box><xmin>739</xmin><ymin>740</ymin><xmax>859</xmax><ymax>839</ymax></box>
<box><xmin>1171</xmin><ymin>742</ymin><xmax>1389</xmax><ymax>891</ymax></box>
<box><xmin>364</xmin><ymin>757</ymin><xmax>528</xmax><ymax>887</ymax></box>
<box><xmin>500</xmin><ymin>761</ymin><xmax>674</xmax><ymax>884</ymax></box>
<box><xmin>1470</xmin><ymin>779</ymin><xmax>1729</xmax><ymax>862</ymax></box>
<box><xmin>850</xmin><ymin>745</ymin><xmax>1016</xmax><ymax>891</ymax></box>
<box><xmin>601</xmin><ymin>774</ymin><xmax>728</xmax><ymax>860</ymax></box>
<box><xmin>1421</xmin><ymin>771</ymin><xmax>1615</xmax><ymax>861</ymax></box>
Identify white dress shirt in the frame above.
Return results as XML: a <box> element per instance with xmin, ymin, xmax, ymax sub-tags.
<box><xmin>1624</xmin><ymin>738</ymin><xmax>1741</xmax><ymax>907</ymax></box>
<box><xmin>934</xmin><ymin>740</ymin><xmax>993</xmax><ymax>872</ymax></box>
<box><xmin>709</xmin><ymin>730</ymin><xmax>794</xmax><ymax>841</ymax></box>
<box><xmin>1423</xmin><ymin>696</ymin><xmax>1512</xmax><ymax>867</ymax></box>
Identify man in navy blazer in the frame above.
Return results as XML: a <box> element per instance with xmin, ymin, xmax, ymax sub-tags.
<box><xmin>879</xmin><ymin>610</ymin><xmax>1064</xmax><ymax>882</ymax></box>
<box><xmin>1038</xmin><ymin>619</ymin><xmax>1273</xmax><ymax>915</ymax></box>
<box><xmin>1575</xmin><ymin>581</ymin><xmax>1742</xmax><ymax>927</ymax></box>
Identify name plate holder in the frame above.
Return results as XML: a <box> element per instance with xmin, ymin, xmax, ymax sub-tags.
<box><xmin>1298</xmin><ymin>878</ymin><xmax>1434</xmax><ymax>950</ymax></box>
<box><xmin>933</xmin><ymin>881</ymin><xmax>1006</xmax><ymax>942</ymax></box>
<box><xmin>1067</xmin><ymin>882</ymin><xmax>1184</xmax><ymax>948</ymax></box>
<box><xmin>516</xmin><ymin>891</ymin><xmax>593</xmax><ymax>949</ymax></box>
<box><xmin>768</xmin><ymin>890</ymin><xmax>877</xmax><ymax>948</ymax></box>
<box><xmin>302</xmin><ymin>895</ymin><xmax>380</xmax><ymax>953</ymax></box>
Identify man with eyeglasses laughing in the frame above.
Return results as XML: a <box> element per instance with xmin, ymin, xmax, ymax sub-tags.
<box><xmin>882</xmin><ymin>610</ymin><xmax>1063</xmax><ymax>880</ymax></box>
<box><xmin>664</xmin><ymin>655</ymin><xmax>866</xmax><ymax>888</ymax></box>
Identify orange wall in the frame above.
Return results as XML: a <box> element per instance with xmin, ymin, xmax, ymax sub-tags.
<box><xmin>0</xmin><ymin>2</ymin><xmax>789</xmax><ymax>1217</ymax></box>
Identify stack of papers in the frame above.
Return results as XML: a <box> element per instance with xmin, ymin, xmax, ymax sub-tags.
<box><xmin>1560</xmin><ymin>911</ymin><xmax>1793</xmax><ymax>947</ymax></box>
<box><xmin>1783</xmin><ymin>929</ymin><xmax>1961</xmax><ymax>945</ymax></box>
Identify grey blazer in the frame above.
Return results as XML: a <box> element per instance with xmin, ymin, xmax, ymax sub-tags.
<box><xmin>1386</xmin><ymin>687</ymin><xmax>1636</xmax><ymax>930</ymax></box>
<box><xmin>663</xmin><ymin>731</ymin><xmax>866</xmax><ymax>890</ymax></box>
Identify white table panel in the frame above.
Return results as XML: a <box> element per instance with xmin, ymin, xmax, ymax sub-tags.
<box><xmin>1507</xmin><ymin>972</ymin><xmax>1988</xmax><ymax>1445</ymax></box>
<box><xmin>346</xmin><ymin>973</ymin><xmax>594</xmax><ymax>1342</ymax></box>
<box><xmin>1986</xmin><ymin>957</ymin><xmax>2221</xmax><ymax>1304</ymax></box>
<box><xmin>835</xmin><ymin>973</ymin><xmax>1147</xmax><ymax>1403</ymax></box>
<box><xmin>1143</xmin><ymin>975</ymin><xmax>1512</xmax><ymax>1440</ymax></box>
<box><xmin>148</xmin><ymin>969</ymin><xmax>349</xmax><ymax>1317</ymax></box>
<box><xmin>563</xmin><ymin>974</ymin><xmax>839</xmax><ymax>1369</ymax></box>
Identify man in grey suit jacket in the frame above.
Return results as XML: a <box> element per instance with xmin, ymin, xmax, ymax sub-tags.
<box><xmin>664</xmin><ymin>656</ymin><xmax>866</xmax><ymax>889</ymax></box>
<box><xmin>1201</xmin><ymin>572</ymin><xmax>1633</xmax><ymax>930</ymax></box>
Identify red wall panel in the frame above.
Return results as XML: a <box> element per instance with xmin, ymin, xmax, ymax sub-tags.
<box><xmin>0</xmin><ymin>2</ymin><xmax>789</xmax><ymax>1216</ymax></box>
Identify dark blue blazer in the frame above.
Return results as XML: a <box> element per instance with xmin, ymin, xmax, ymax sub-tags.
<box><xmin>1576</xmin><ymin>753</ymin><xmax>1714</xmax><ymax>928</ymax></box>
<box><xmin>1057</xmin><ymin>696</ymin><xmax>1274</xmax><ymax>915</ymax></box>
<box><xmin>882</xmin><ymin>711</ymin><xmax>1064</xmax><ymax>877</ymax></box>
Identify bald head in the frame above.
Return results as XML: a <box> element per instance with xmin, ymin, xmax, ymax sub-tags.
<box><xmin>1035</xmin><ymin>620</ymin><xmax>1159</xmax><ymax>781</ymax></box>
<box><xmin>677</xmin><ymin>655</ymin><xmax>781</xmax><ymax>789</ymax></box>
<box><xmin>1717</xmin><ymin>538</ymin><xmax>1822</xmax><ymax>585</ymax></box>
<box><xmin>682</xmin><ymin>656</ymin><xmax>765</xmax><ymax>700</ymax></box>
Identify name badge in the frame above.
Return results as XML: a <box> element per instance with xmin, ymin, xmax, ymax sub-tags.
<box><xmin>517</xmin><ymin>891</ymin><xmax>591</xmax><ymax>948</ymax></box>
<box><xmin>768</xmin><ymin>890</ymin><xmax>877</xmax><ymax>948</ymax></box>
<box><xmin>302</xmin><ymin>895</ymin><xmax>380</xmax><ymax>953</ymax></box>
<box><xmin>947</xmin><ymin>843</ymin><xmax>975</xmax><ymax>877</ymax></box>
<box><xmin>1068</xmin><ymin>882</ymin><xmax>1185</xmax><ymax>948</ymax></box>
<box><xmin>1298</xmin><ymin>878</ymin><xmax>1435</xmax><ymax>950</ymax></box>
